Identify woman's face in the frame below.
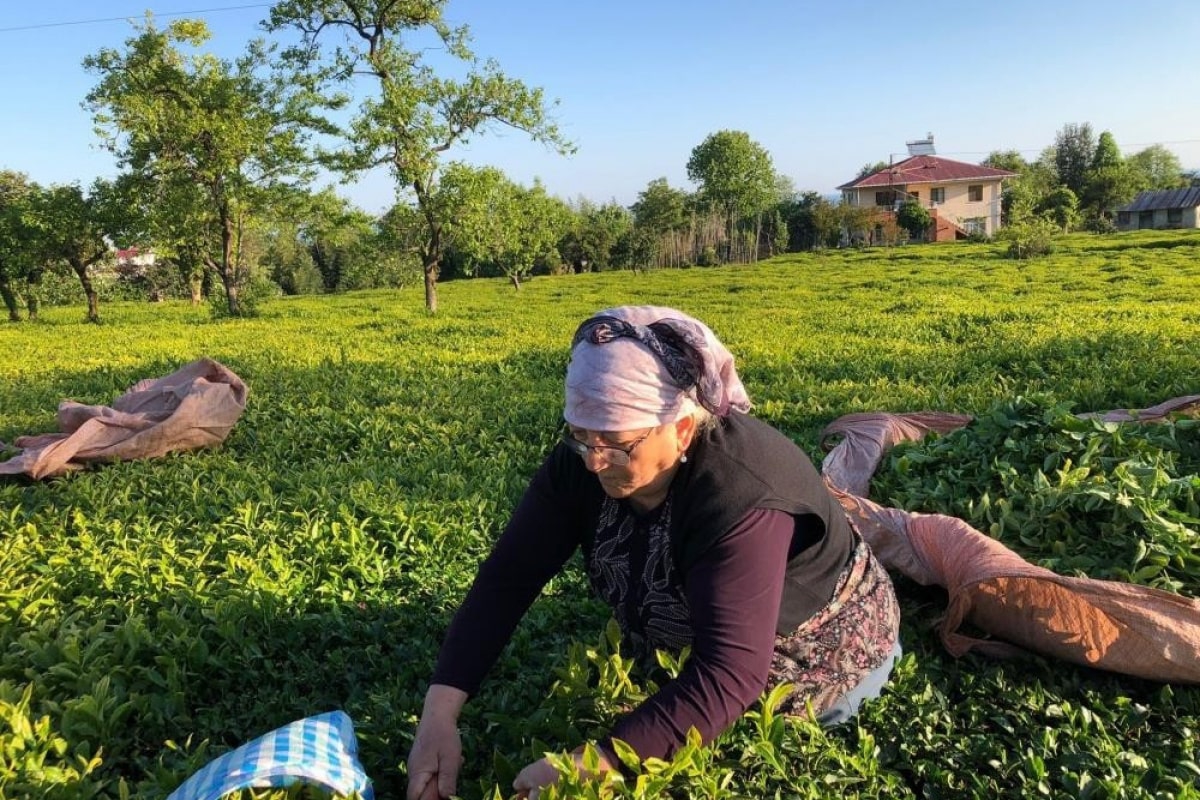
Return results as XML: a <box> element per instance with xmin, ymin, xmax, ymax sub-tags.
<box><xmin>567</xmin><ymin>416</ymin><xmax>694</xmax><ymax>507</ymax></box>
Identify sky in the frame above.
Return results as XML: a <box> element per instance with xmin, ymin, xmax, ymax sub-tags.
<box><xmin>3</xmin><ymin>0</ymin><xmax>1199</xmax><ymax>214</ymax></box>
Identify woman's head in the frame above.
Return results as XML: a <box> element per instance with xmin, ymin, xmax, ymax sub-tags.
<box><xmin>563</xmin><ymin>305</ymin><xmax>750</xmax><ymax>431</ymax></box>
<box><xmin>562</xmin><ymin>306</ymin><xmax>749</xmax><ymax>505</ymax></box>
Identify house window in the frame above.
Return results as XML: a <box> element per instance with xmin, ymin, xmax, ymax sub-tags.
<box><xmin>930</xmin><ymin>187</ymin><xmax>945</xmax><ymax>205</ymax></box>
<box><xmin>1117</xmin><ymin>211</ymin><xmax>1131</xmax><ymax>226</ymax></box>
<box><xmin>968</xmin><ymin>185</ymin><xmax>983</xmax><ymax>202</ymax></box>
<box><xmin>875</xmin><ymin>191</ymin><xmax>895</xmax><ymax>206</ymax></box>
<box><xmin>1167</xmin><ymin>208</ymin><xmax>1183</xmax><ymax>225</ymax></box>
<box><xmin>909</xmin><ymin>190</ymin><xmax>920</xmax><ymax>203</ymax></box>
<box><xmin>1138</xmin><ymin>211</ymin><xmax>1154</xmax><ymax>228</ymax></box>
<box><xmin>963</xmin><ymin>217</ymin><xmax>987</xmax><ymax>236</ymax></box>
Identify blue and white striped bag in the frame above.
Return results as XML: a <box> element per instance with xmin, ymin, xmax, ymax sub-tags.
<box><xmin>167</xmin><ymin>710</ymin><xmax>374</xmax><ymax>800</ymax></box>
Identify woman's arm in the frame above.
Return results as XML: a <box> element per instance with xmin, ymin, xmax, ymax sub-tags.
<box><xmin>602</xmin><ymin>508</ymin><xmax>794</xmax><ymax>761</ymax></box>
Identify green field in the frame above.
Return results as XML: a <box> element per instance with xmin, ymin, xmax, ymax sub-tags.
<box><xmin>1</xmin><ymin>230</ymin><xmax>1198</xmax><ymax>799</ymax></box>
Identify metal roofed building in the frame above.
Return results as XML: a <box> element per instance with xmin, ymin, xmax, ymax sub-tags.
<box><xmin>1116</xmin><ymin>187</ymin><xmax>1200</xmax><ymax>231</ymax></box>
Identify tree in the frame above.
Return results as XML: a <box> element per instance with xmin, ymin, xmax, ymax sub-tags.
<box><xmin>781</xmin><ymin>191</ymin><xmax>840</xmax><ymax>251</ymax></box>
<box><xmin>631</xmin><ymin>178</ymin><xmax>688</xmax><ymax>235</ymax></box>
<box><xmin>981</xmin><ymin>150</ymin><xmax>1029</xmax><ymax>173</ymax></box>
<box><xmin>435</xmin><ymin>165</ymin><xmax>570</xmax><ymax>287</ymax></box>
<box><xmin>857</xmin><ymin>161</ymin><xmax>889</xmax><ymax>180</ymax></box>
<box><xmin>1053</xmin><ymin>122</ymin><xmax>1096</xmax><ymax>199</ymax></box>
<box><xmin>1038</xmin><ymin>186</ymin><xmax>1080</xmax><ymax>233</ymax></box>
<box><xmin>1128</xmin><ymin>145</ymin><xmax>1186</xmax><ymax>191</ymax></box>
<box><xmin>895</xmin><ymin>200</ymin><xmax>932</xmax><ymax>241</ymax></box>
<box><xmin>0</xmin><ymin>171</ymin><xmax>40</xmax><ymax>321</ymax></box>
<box><xmin>266</xmin><ymin>0</ymin><xmax>572</xmax><ymax>313</ymax></box>
<box><xmin>85</xmin><ymin>18</ymin><xmax>319</xmax><ymax>316</ymax></box>
<box><xmin>558</xmin><ymin>200</ymin><xmax>631</xmax><ymax>272</ymax></box>
<box><xmin>32</xmin><ymin>181</ymin><xmax>124</xmax><ymax>323</ymax></box>
<box><xmin>1083</xmin><ymin>131</ymin><xmax>1135</xmax><ymax>220</ymax></box>
<box><xmin>686</xmin><ymin>130</ymin><xmax>777</xmax><ymax>261</ymax></box>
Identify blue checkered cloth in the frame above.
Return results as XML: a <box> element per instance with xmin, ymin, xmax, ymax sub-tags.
<box><xmin>167</xmin><ymin>710</ymin><xmax>374</xmax><ymax>800</ymax></box>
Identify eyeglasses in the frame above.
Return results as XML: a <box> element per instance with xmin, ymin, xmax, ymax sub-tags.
<box><xmin>561</xmin><ymin>428</ymin><xmax>654</xmax><ymax>467</ymax></box>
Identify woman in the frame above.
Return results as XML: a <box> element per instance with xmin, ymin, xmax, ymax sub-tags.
<box><xmin>406</xmin><ymin>306</ymin><xmax>901</xmax><ymax>800</ymax></box>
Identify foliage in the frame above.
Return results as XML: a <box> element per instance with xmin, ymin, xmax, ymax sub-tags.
<box><xmin>266</xmin><ymin>0</ymin><xmax>572</xmax><ymax>313</ymax></box>
<box><xmin>0</xmin><ymin>170</ymin><xmax>41</xmax><ymax>321</ymax></box>
<box><xmin>686</xmin><ymin>130</ymin><xmax>777</xmax><ymax>252</ymax></box>
<box><xmin>435</xmin><ymin>165</ymin><xmax>571</xmax><ymax>285</ymax></box>
<box><xmin>1082</xmin><ymin>132</ymin><xmax>1136</xmax><ymax>220</ymax></box>
<box><xmin>1038</xmin><ymin>186</ymin><xmax>1081</xmax><ymax>233</ymax></box>
<box><xmin>1128</xmin><ymin>145</ymin><xmax>1187</xmax><ymax>191</ymax></box>
<box><xmin>1000</xmin><ymin>216</ymin><xmax>1058</xmax><ymax>259</ymax></box>
<box><xmin>630</xmin><ymin>178</ymin><xmax>688</xmax><ymax>235</ymax></box>
<box><xmin>84</xmin><ymin>18</ymin><xmax>321</xmax><ymax>318</ymax></box>
<box><xmin>895</xmin><ymin>201</ymin><xmax>932</xmax><ymax>241</ymax></box>
<box><xmin>32</xmin><ymin>181</ymin><xmax>123</xmax><ymax>323</ymax></box>
<box><xmin>0</xmin><ymin>230</ymin><xmax>1198</xmax><ymax>798</ymax></box>
<box><xmin>558</xmin><ymin>201</ymin><xmax>632</xmax><ymax>273</ymax></box>
<box><xmin>1053</xmin><ymin>122</ymin><xmax>1096</xmax><ymax>199</ymax></box>
<box><xmin>873</xmin><ymin>396</ymin><xmax>1200</xmax><ymax>594</ymax></box>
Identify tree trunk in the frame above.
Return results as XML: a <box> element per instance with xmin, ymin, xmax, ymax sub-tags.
<box><xmin>189</xmin><ymin>277</ymin><xmax>203</xmax><ymax>305</ymax></box>
<box><xmin>0</xmin><ymin>279</ymin><xmax>20</xmax><ymax>321</ymax></box>
<box><xmin>423</xmin><ymin>262</ymin><xmax>438</xmax><ymax>313</ymax></box>
<box><xmin>510</xmin><ymin>273</ymin><xmax>521</xmax><ymax>291</ymax></box>
<box><xmin>25</xmin><ymin>293</ymin><xmax>38</xmax><ymax>321</ymax></box>
<box><xmin>71</xmin><ymin>260</ymin><xmax>100</xmax><ymax>323</ymax></box>
<box><xmin>220</xmin><ymin>214</ymin><xmax>241</xmax><ymax>316</ymax></box>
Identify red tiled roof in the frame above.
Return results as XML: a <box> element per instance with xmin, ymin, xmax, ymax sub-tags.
<box><xmin>838</xmin><ymin>155</ymin><xmax>1018</xmax><ymax>189</ymax></box>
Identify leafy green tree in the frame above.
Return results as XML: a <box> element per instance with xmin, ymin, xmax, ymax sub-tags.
<box><xmin>1083</xmin><ymin>131</ymin><xmax>1135</xmax><ymax>220</ymax></box>
<box><xmin>856</xmin><ymin>161</ymin><xmax>889</xmax><ymax>179</ymax></box>
<box><xmin>981</xmin><ymin>150</ymin><xmax>1028</xmax><ymax>173</ymax></box>
<box><xmin>32</xmin><ymin>181</ymin><xmax>122</xmax><ymax>323</ymax></box>
<box><xmin>292</xmin><ymin>188</ymin><xmax>378</xmax><ymax>292</ymax></box>
<box><xmin>1128</xmin><ymin>145</ymin><xmax>1186</xmax><ymax>191</ymax></box>
<box><xmin>631</xmin><ymin>178</ymin><xmax>688</xmax><ymax>235</ymax></box>
<box><xmin>686</xmin><ymin>130</ymin><xmax>777</xmax><ymax>261</ymax></box>
<box><xmin>85</xmin><ymin>18</ymin><xmax>318</xmax><ymax>316</ymax></box>
<box><xmin>838</xmin><ymin>201</ymin><xmax>880</xmax><ymax>247</ymax></box>
<box><xmin>435</xmin><ymin>165</ymin><xmax>570</xmax><ymax>287</ymax></box>
<box><xmin>1038</xmin><ymin>186</ymin><xmax>1080</xmax><ymax>233</ymax></box>
<box><xmin>558</xmin><ymin>200</ymin><xmax>632</xmax><ymax>272</ymax></box>
<box><xmin>782</xmin><ymin>191</ymin><xmax>840</xmax><ymax>251</ymax></box>
<box><xmin>266</xmin><ymin>0</ymin><xmax>572</xmax><ymax>313</ymax></box>
<box><xmin>0</xmin><ymin>171</ymin><xmax>40</xmax><ymax>321</ymax></box>
<box><xmin>1053</xmin><ymin>122</ymin><xmax>1096</xmax><ymax>199</ymax></box>
<box><xmin>896</xmin><ymin>200</ymin><xmax>932</xmax><ymax>241</ymax></box>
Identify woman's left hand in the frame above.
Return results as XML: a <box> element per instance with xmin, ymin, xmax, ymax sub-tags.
<box><xmin>513</xmin><ymin>748</ymin><xmax>614</xmax><ymax>798</ymax></box>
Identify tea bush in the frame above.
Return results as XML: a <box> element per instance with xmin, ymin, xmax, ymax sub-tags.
<box><xmin>0</xmin><ymin>229</ymin><xmax>1197</xmax><ymax>798</ymax></box>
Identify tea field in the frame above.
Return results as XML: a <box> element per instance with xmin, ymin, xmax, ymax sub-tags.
<box><xmin>1</xmin><ymin>230</ymin><xmax>1198</xmax><ymax>799</ymax></box>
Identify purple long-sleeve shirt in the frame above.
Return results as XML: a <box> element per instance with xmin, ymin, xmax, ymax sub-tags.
<box><xmin>431</xmin><ymin>459</ymin><xmax>796</xmax><ymax>761</ymax></box>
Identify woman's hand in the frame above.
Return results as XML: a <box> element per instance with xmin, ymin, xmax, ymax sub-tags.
<box><xmin>406</xmin><ymin>685</ymin><xmax>468</xmax><ymax>800</ymax></box>
<box><xmin>513</xmin><ymin>747</ymin><xmax>615</xmax><ymax>799</ymax></box>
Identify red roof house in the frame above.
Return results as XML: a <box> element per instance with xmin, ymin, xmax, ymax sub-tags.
<box><xmin>839</xmin><ymin>155</ymin><xmax>1017</xmax><ymax>242</ymax></box>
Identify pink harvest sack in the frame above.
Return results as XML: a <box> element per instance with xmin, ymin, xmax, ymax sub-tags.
<box><xmin>0</xmin><ymin>357</ymin><xmax>248</xmax><ymax>480</ymax></box>
<box><xmin>819</xmin><ymin>397</ymin><xmax>1200</xmax><ymax>684</ymax></box>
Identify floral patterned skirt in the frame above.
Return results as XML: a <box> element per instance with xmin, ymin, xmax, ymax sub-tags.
<box><xmin>769</xmin><ymin>538</ymin><xmax>900</xmax><ymax>718</ymax></box>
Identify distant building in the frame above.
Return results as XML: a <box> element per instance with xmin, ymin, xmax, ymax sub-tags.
<box><xmin>115</xmin><ymin>246</ymin><xmax>157</xmax><ymax>268</ymax></box>
<box><xmin>838</xmin><ymin>154</ymin><xmax>1016</xmax><ymax>242</ymax></box>
<box><xmin>1116</xmin><ymin>188</ymin><xmax>1200</xmax><ymax>231</ymax></box>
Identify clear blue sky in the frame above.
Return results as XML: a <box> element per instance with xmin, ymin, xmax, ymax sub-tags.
<box><xmin>3</xmin><ymin>0</ymin><xmax>1199</xmax><ymax>214</ymax></box>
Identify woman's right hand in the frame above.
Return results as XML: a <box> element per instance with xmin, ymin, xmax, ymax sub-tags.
<box><xmin>406</xmin><ymin>684</ymin><xmax>468</xmax><ymax>800</ymax></box>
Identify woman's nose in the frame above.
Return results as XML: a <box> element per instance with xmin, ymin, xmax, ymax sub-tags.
<box><xmin>582</xmin><ymin>447</ymin><xmax>608</xmax><ymax>472</ymax></box>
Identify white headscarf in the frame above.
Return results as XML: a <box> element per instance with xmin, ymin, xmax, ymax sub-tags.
<box><xmin>564</xmin><ymin>305</ymin><xmax>751</xmax><ymax>431</ymax></box>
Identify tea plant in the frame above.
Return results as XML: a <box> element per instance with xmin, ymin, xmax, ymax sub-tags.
<box><xmin>0</xmin><ymin>229</ymin><xmax>1197</xmax><ymax>798</ymax></box>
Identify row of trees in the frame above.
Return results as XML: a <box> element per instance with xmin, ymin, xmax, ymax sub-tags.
<box><xmin>4</xmin><ymin>1</ymin><xmax>1196</xmax><ymax>319</ymax></box>
<box><xmin>983</xmin><ymin>123</ymin><xmax>1191</xmax><ymax>233</ymax></box>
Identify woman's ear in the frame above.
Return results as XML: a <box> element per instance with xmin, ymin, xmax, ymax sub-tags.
<box><xmin>673</xmin><ymin>413</ymin><xmax>697</xmax><ymax>451</ymax></box>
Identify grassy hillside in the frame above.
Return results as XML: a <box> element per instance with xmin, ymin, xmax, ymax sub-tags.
<box><xmin>1</xmin><ymin>229</ymin><xmax>1198</xmax><ymax>798</ymax></box>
